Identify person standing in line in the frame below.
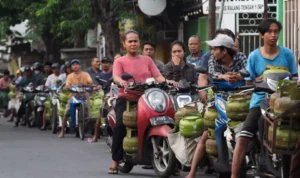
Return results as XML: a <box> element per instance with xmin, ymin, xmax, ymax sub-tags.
<box><xmin>86</xmin><ymin>57</ymin><xmax>101</xmax><ymax>85</ymax></box>
<box><xmin>142</xmin><ymin>42</ymin><xmax>164</xmax><ymax>73</ymax></box>
<box><xmin>90</xmin><ymin>57</ymin><xmax>113</xmax><ymax>142</ymax></box>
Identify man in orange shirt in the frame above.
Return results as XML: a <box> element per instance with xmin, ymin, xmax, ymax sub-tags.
<box><xmin>58</xmin><ymin>59</ymin><xmax>93</xmax><ymax>138</ymax></box>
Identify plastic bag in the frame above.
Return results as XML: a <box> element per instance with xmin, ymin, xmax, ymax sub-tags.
<box><xmin>168</xmin><ymin>128</ymin><xmax>200</xmax><ymax>166</ymax></box>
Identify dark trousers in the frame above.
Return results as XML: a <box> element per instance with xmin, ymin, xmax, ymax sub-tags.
<box><xmin>111</xmin><ymin>98</ymin><xmax>127</xmax><ymax>161</ymax></box>
<box><xmin>15</xmin><ymin>100</ymin><xmax>33</xmax><ymax>124</ymax></box>
<box><xmin>15</xmin><ymin>101</ymin><xmax>26</xmax><ymax>124</ymax></box>
<box><xmin>290</xmin><ymin>136</ymin><xmax>300</xmax><ymax>178</ymax></box>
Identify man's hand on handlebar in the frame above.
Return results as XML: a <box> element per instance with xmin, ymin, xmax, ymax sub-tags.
<box><xmin>167</xmin><ymin>80</ymin><xmax>178</xmax><ymax>87</ymax></box>
<box><xmin>219</xmin><ymin>73</ymin><xmax>237</xmax><ymax>84</ymax></box>
<box><xmin>198</xmin><ymin>90</ymin><xmax>207</xmax><ymax>103</ymax></box>
<box><xmin>255</xmin><ymin>75</ymin><xmax>263</xmax><ymax>82</ymax></box>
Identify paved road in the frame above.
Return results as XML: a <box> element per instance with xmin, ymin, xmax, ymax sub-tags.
<box><xmin>0</xmin><ymin>118</ymin><xmax>214</xmax><ymax>178</ymax></box>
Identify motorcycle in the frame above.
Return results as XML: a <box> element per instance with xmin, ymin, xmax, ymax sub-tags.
<box><xmin>194</xmin><ymin>67</ymin><xmax>252</xmax><ymax>178</ymax></box>
<box><xmin>34</xmin><ymin>85</ymin><xmax>50</xmax><ymax>129</ymax></box>
<box><xmin>112</xmin><ymin>74</ymin><xmax>176</xmax><ymax>178</ymax></box>
<box><xmin>234</xmin><ymin>71</ymin><xmax>298</xmax><ymax>178</ymax></box>
<box><xmin>21</xmin><ymin>83</ymin><xmax>37</xmax><ymax>127</ymax></box>
<box><xmin>168</xmin><ymin>79</ymin><xmax>199</xmax><ymax>112</ymax></box>
<box><xmin>100</xmin><ymin>91</ymin><xmax>117</xmax><ymax>149</ymax></box>
<box><xmin>49</xmin><ymin>80</ymin><xmax>70</xmax><ymax>134</ymax></box>
<box><xmin>96</xmin><ymin>77</ymin><xmax>116</xmax><ymax>149</ymax></box>
<box><xmin>68</xmin><ymin>84</ymin><xmax>100</xmax><ymax>140</ymax></box>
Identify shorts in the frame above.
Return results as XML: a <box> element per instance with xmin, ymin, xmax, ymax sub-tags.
<box><xmin>240</xmin><ymin>107</ymin><xmax>261</xmax><ymax>138</ymax></box>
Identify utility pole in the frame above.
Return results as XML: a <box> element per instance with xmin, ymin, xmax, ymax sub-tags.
<box><xmin>208</xmin><ymin>0</ymin><xmax>216</xmax><ymax>40</ymax></box>
<box><xmin>264</xmin><ymin>0</ymin><xmax>268</xmax><ymax>18</ymax></box>
<box><xmin>217</xmin><ymin>0</ymin><xmax>225</xmax><ymax>29</ymax></box>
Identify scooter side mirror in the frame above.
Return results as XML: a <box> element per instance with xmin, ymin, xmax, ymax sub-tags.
<box><xmin>239</xmin><ymin>69</ymin><xmax>250</xmax><ymax>78</ymax></box>
<box><xmin>194</xmin><ymin>66</ymin><xmax>207</xmax><ymax>74</ymax></box>
<box><xmin>121</xmin><ymin>73</ymin><xmax>133</xmax><ymax>81</ymax></box>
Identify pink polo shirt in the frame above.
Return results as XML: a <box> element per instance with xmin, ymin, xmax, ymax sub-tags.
<box><xmin>0</xmin><ymin>78</ymin><xmax>11</xmax><ymax>90</ymax></box>
<box><xmin>113</xmin><ymin>55</ymin><xmax>161</xmax><ymax>99</ymax></box>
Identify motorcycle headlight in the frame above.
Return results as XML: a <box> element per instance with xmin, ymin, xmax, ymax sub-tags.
<box><xmin>176</xmin><ymin>95</ymin><xmax>192</xmax><ymax>108</ymax></box>
<box><xmin>148</xmin><ymin>91</ymin><xmax>166</xmax><ymax>112</ymax></box>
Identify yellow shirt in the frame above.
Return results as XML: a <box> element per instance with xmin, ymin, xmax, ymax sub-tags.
<box><xmin>65</xmin><ymin>71</ymin><xmax>93</xmax><ymax>88</ymax></box>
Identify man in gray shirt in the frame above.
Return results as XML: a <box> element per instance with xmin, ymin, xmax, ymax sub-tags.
<box><xmin>142</xmin><ymin>42</ymin><xmax>164</xmax><ymax>73</ymax></box>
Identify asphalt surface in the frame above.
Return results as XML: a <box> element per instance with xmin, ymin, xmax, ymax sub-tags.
<box><xmin>0</xmin><ymin>118</ymin><xmax>214</xmax><ymax>178</ymax></box>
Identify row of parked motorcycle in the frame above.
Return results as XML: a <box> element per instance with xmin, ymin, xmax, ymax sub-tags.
<box><xmin>7</xmin><ymin>66</ymin><xmax>300</xmax><ymax>178</ymax></box>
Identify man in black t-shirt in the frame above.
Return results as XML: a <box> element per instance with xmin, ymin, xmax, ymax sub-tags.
<box><xmin>97</xmin><ymin>57</ymin><xmax>113</xmax><ymax>94</ymax></box>
<box><xmin>90</xmin><ymin>57</ymin><xmax>113</xmax><ymax>142</ymax></box>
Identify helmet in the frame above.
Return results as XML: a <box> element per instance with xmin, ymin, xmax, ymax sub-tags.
<box><xmin>65</xmin><ymin>61</ymin><xmax>71</xmax><ymax>68</ymax></box>
<box><xmin>16</xmin><ymin>69</ymin><xmax>20</xmax><ymax>76</ymax></box>
<box><xmin>32</xmin><ymin>62</ymin><xmax>43</xmax><ymax>71</ymax></box>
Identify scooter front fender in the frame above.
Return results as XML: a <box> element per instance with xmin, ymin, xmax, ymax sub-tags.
<box><xmin>147</xmin><ymin>125</ymin><xmax>172</xmax><ymax>138</ymax></box>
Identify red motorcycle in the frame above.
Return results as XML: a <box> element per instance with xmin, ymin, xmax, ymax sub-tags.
<box><xmin>108</xmin><ymin>73</ymin><xmax>177</xmax><ymax>178</ymax></box>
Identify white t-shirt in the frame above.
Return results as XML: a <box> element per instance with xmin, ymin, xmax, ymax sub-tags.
<box><xmin>58</xmin><ymin>73</ymin><xmax>66</xmax><ymax>82</ymax></box>
<box><xmin>45</xmin><ymin>74</ymin><xmax>60</xmax><ymax>87</ymax></box>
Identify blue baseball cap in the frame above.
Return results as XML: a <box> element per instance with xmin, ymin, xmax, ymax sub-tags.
<box><xmin>71</xmin><ymin>59</ymin><xmax>80</xmax><ymax>65</ymax></box>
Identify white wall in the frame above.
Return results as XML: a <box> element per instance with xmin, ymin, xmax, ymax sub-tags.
<box><xmin>220</xmin><ymin>14</ymin><xmax>236</xmax><ymax>33</ymax></box>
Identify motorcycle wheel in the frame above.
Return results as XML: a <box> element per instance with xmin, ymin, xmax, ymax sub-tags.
<box><xmin>51</xmin><ymin>104</ymin><xmax>58</xmax><ymax>134</ymax></box>
<box><xmin>28</xmin><ymin>116</ymin><xmax>35</xmax><ymax>128</ymax></box>
<box><xmin>151</xmin><ymin>136</ymin><xmax>176</xmax><ymax>178</ymax></box>
<box><xmin>216</xmin><ymin>172</ymin><xmax>231</xmax><ymax>178</ymax></box>
<box><xmin>78</xmin><ymin>103</ymin><xmax>85</xmax><ymax>140</ymax></box>
<box><xmin>26</xmin><ymin>108</ymin><xmax>34</xmax><ymax>128</ymax></box>
<box><xmin>118</xmin><ymin>160</ymin><xmax>134</xmax><ymax>173</ymax></box>
<box><xmin>280</xmin><ymin>156</ymin><xmax>290</xmax><ymax>178</ymax></box>
<box><xmin>36</xmin><ymin>109</ymin><xmax>43</xmax><ymax>129</ymax></box>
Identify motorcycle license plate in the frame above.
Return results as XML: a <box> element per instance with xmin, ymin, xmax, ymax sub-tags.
<box><xmin>150</xmin><ymin>116</ymin><xmax>174</xmax><ymax>126</ymax></box>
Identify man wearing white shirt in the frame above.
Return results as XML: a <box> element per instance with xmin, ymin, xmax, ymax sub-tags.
<box><xmin>41</xmin><ymin>63</ymin><xmax>60</xmax><ymax>130</ymax></box>
<box><xmin>45</xmin><ymin>63</ymin><xmax>60</xmax><ymax>88</ymax></box>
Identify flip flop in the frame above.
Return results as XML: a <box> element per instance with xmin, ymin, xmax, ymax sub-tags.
<box><xmin>88</xmin><ymin>138</ymin><xmax>98</xmax><ymax>143</ymax></box>
<box><xmin>108</xmin><ymin>167</ymin><xmax>118</xmax><ymax>174</ymax></box>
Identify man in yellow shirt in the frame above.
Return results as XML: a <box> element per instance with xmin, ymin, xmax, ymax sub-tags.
<box><xmin>58</xmin><ymin>59</ymin><xmax>93</xmax><ymax>138</ymax></box>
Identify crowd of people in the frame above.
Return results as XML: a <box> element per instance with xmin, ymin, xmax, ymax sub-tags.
<box><xmin>0</xmin><ymin>18</ymin><xmax>299</xmax><ymax>177</ymax></box>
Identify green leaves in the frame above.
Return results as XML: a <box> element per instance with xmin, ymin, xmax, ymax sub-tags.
<box><xmin>0</xmin><ymin>0</ymin><xmax>96</xmax><ymax>46</ymax></box>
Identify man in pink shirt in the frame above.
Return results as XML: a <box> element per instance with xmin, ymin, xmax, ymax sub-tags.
<box><xmin>0</xmin><ymin>70</ymin><xmax>11</xmax><ymax>116</ymax></box>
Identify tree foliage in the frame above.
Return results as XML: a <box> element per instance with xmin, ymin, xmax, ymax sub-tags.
<box><xmin>0</xmin><ymin>0</ymin><xmax>96</xmax><ymax>47</ymax></box>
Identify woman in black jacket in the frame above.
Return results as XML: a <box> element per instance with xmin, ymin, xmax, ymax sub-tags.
<box><xmin>163</xmin><ymin>40</ymin><xmax>196</xmax><ymax>84</ymax></box>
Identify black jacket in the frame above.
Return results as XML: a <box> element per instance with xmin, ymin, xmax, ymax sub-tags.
<box><xmin>163</xmin><ymin>61</ymin><xmax>196</xmax><ymax>84</ymax></box>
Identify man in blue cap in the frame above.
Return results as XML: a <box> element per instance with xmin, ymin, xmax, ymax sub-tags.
<box><xmin>58</xmin><ymin>59</ymin><xmax>93</xmax><ymax>138</ymax></box>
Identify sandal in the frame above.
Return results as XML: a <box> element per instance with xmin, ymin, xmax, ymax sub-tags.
<box><xmin>108</xmin><ymin>167</ymin><xmax>118</xmax><ymax>174</ymax></box>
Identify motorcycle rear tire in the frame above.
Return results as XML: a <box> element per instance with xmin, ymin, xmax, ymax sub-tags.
<box><xmin>52</xmin><ymin>104</ymin><xmax>58</xmax><ymax>134</ymax></box>
<box><xmin>78</xmin><ymin>104</ymin><xmax>85</xmax><ymax>140</ymax></box>
<box><xmin>36</xmin><ymin>110</ymin><xmax>43</xmax><ymax>129</ymax></box>
<box><xmin>118</xmin><ymin>161</ymin><xmax>134</xmax><ymax>173</ymax></box>
<box><xmin>26</xmin><ymin>108</ymin><xmax>35</xmax><ymax>128</ymax></box>
<box><xmin>216</xmin><ymin>172</ymin><xmax>231</xmax><ymax>178</ymax></box>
